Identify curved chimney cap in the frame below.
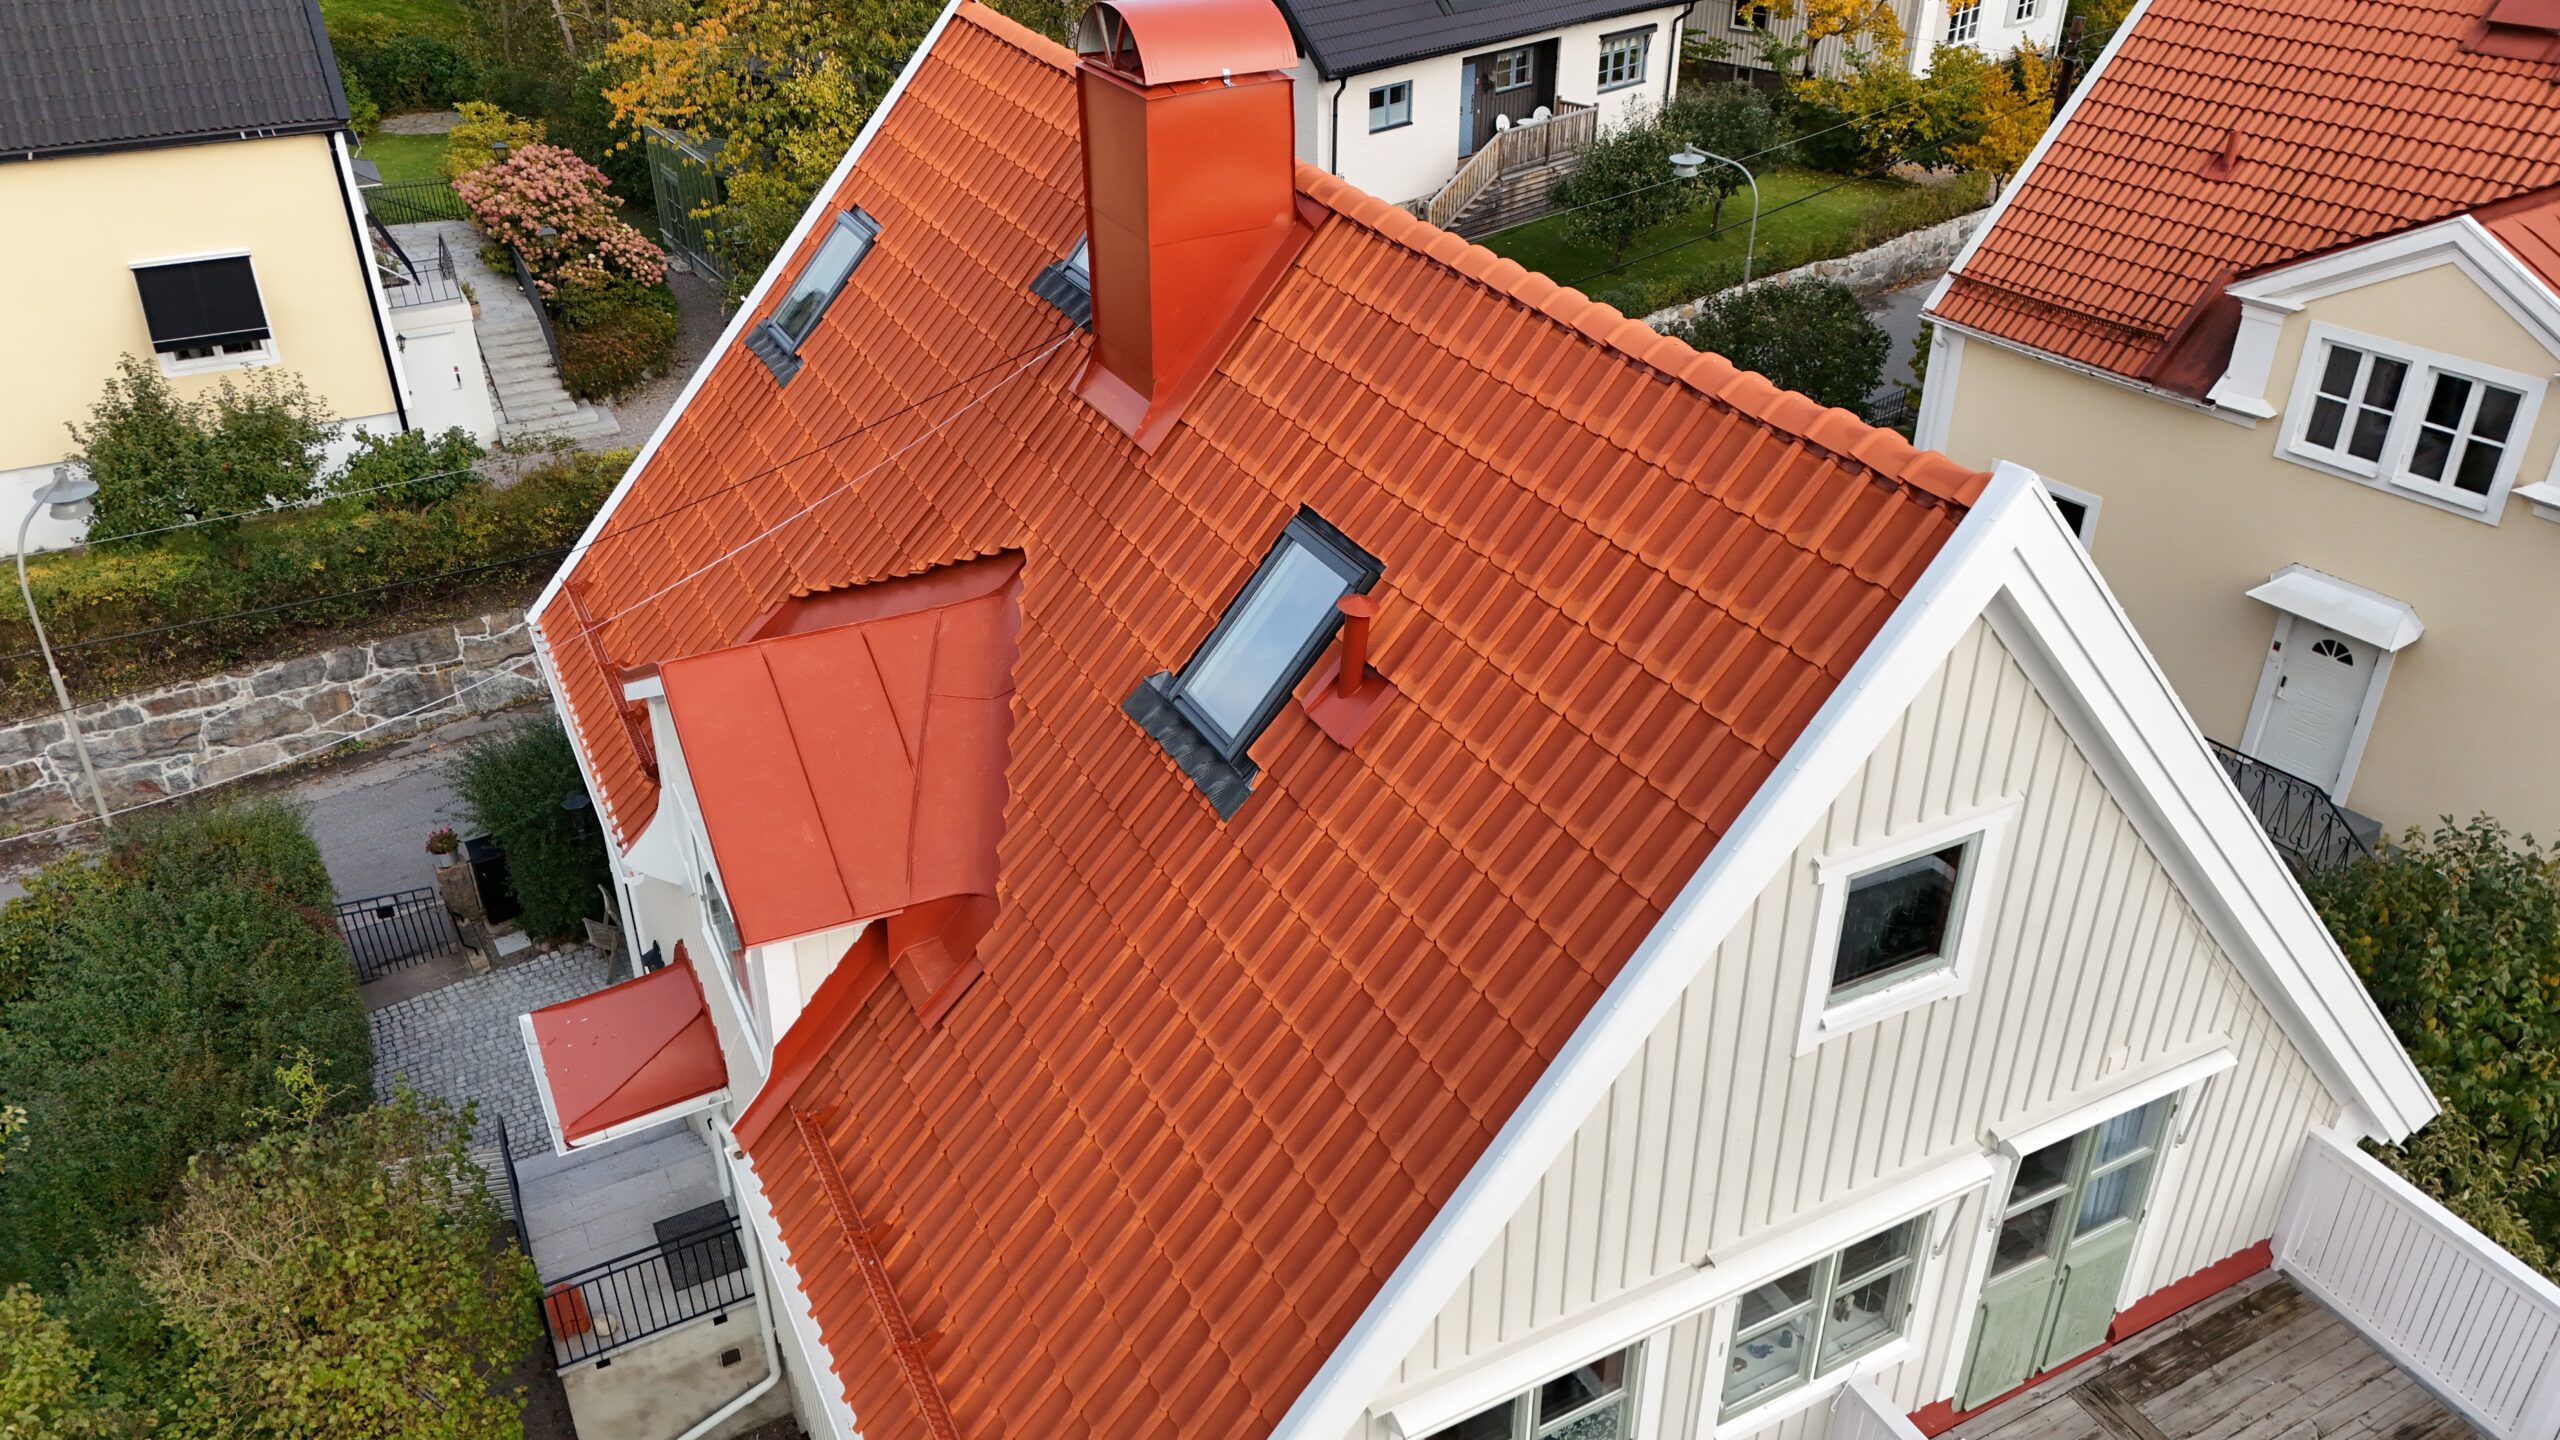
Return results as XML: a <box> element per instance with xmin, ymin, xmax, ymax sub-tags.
<box><xmin>1074</xmin><ymin>0</ymin><xmax>1297</xmax><ymax>86</ymax></box>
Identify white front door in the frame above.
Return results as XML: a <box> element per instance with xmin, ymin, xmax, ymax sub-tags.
<box><xmin>2250</xmin><ymin>620</ymin><xmax>2374</xmax><ymax>793</ymax></box>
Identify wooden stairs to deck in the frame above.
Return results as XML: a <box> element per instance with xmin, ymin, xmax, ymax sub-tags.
<box><xmin>1446</xmin><ymin>153</ymin><xmax>1584</xmax><ymax>240</ymax></box>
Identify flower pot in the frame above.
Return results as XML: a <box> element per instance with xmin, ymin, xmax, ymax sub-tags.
<box><xmin>432</xmin><ymin>851</ymin><xmax>456</xmax><ymax>869</ymax></box>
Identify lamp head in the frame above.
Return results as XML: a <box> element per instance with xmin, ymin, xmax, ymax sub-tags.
<box><xmin>37</xmin><ymin>467</ymin><xmax>97</xmax><ymax>524</ymax></box>
<box><xmin>1669</xmin><ymin>147</ymin><xmax>1707</xmax><ymax>180</ymax></box>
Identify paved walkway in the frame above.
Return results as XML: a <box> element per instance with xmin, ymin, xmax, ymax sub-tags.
<box><xmin>385</xmin><ymin>218</ymin><xmax>620</xmax><ymax>445</ymax></box>
<box><xmin>371</xmin><ymin>946</ymin><xmax>618</xmax><ymax>1158</ymax></box>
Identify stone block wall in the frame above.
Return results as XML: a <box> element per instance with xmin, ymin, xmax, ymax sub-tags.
<box><xmin>0</xmin><ymin>610</ymin><xmax>543</xmax><ymax>829</ymax></box>
<box><xmin>1642</xmin><ymin>208</ymin><xmax>1987</xmax><ymax>330</ymax></box>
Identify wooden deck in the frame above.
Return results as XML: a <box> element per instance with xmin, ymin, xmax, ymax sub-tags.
<box><xmin>1948</xmin><ymin>1275</ymin><xmax>2479</xmax><ymax>1440</ymax></box>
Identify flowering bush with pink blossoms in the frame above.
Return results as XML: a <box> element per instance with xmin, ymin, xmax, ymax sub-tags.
<box><xmin>454</xmin><ymin>143</ymin><xmax>667</xmax><ymax>296</ymax></box>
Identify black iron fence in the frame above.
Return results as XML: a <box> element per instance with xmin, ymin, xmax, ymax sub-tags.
<box><xmin>363</xmin><ymin>177</ymin><xmax>470</xmax><ymax>225</ymax></box>
<box><xmin>2209</xmin><ymin>741</ymin><xmax>2375</xmax><ymax>875</ymax></box>
<box><xmin>331</xmin><ymin>887</ymin><xmax>466</xmax><ymax>982</ymax></box>
<box><xmin>380</xmin><ymin>228</ymin><xmax>467</xmax><ymax>310</ymax></box>
<box><xmin>540</xmin><ymin>1215</ymin><xmax>755</xmax><ymax>1367</ymax></box>
<box><xmin>506</xmin><ymin>241</ymin><xmax>563</xmax><ymax>369</ymax></box>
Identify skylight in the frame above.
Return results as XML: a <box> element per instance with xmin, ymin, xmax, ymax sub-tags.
<box><xmin>1124</xmin><ymin>509</ymin><xmax>1380</xmax><ymax>817</ymax></box>
<box><xmin>745</xmin><ymin>207</ymin><xmax>880</xmax><ymax>384</ymax></box>
<box><xmin>1031</xmin><ymin>235</ymin><xmax>1092</xmax><ymax>328</ymax></box>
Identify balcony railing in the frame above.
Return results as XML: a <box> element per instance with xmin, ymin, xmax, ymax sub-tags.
<box><xmin>539</xmin><ymin>1215</ymin><xmax>756</xmax><ymax>1367</ymax></box>
<box><xmin>1421</xmin><ymin>99</ymin><xmax>1597</xmax><ymax>231</ymax></box>
<box><xmin>2207</xmin><ymin>741</ymin><xmax>2373</xmax><ymax>875</ymax></box>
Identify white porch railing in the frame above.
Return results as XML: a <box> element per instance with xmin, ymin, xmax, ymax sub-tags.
<box><xmin>1829</xmin><ymin>1378</ymin><xmax>1926</xmax><ymax>1440</ymax></box>
<box><xmin>2274</xmin><ymin>1128</ymin><xmax>2560</xmax><ymax>1438</ymax></box>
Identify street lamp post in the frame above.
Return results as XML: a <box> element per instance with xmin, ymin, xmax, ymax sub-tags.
<box><xmin>16</xmin><ymin>468</ymin><xmax>111</xmax><ymax>829</ymax></box>
<box><xmin>1669</xmin><ymin>146</ymin><xmax>1761</xmax><ymax>285</ymax></box>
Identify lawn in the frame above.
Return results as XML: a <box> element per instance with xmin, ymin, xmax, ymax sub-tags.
<box><xmin>319</xmin><ymin>0</ymin><xmax>471</xmax><ymax>34</ymax></box>
<box><xmin>355</xmin><ymin>132</ymin><xmax>448</xmax><ymax>186</ymax></box>
<box><xmin>1484</xmin><ymin>167</ymin><xmax>1988</xmax><ymax>309</ymax></box>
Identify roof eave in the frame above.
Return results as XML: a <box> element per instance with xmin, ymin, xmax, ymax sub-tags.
<box><xmin>0</xmin><ymin>120</ymin><xmax>347</xmax><ymax>165</ymax></box>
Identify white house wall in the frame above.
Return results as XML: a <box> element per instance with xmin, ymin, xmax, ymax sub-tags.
<box><xmin>1367</xmin><ymin>618</ymin><xmax>2339</xmax><ymax>1435</ymax></box>
<box><xmin>1307</xmin><ymin>7</ymin><xmax>1687</xmax><ymax>207</ymax></box>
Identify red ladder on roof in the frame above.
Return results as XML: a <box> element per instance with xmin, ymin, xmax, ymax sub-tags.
<box><xmin>790</xmin><ymin>1107</ymin><xmax>961</xmax><ymax>1440</ymax></box>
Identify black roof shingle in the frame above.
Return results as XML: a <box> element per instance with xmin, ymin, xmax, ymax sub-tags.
<box><xmin>0</xmin><ymin>0</ymin><xmax>348</xmax><ymax>160</ymax></box>
<box><xmin>1278</xmin><ymin>0</ymin><xmax>1680</xmax><ymax>78</ymax></box>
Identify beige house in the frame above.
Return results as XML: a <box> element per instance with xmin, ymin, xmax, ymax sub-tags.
<box><xmin>1918</xmin><ymin>0</ymin><xmax>2560</xmax><ymax>843</ymax></box>
<box><xmin>0</xmin><ymin>0</ymin><xmax>492</xmax><ymax>553</ymax></box>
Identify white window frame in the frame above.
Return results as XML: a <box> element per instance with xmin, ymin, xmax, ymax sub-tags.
<box><xmin>2012</xmin><ymin>0</ymin><xmax>2038</xmax><ymax>21</ymax></box>
<box><xmin>2275</xmin><ymin>322</ymin><xmax>2545</xmax><ymax>522</ymax></box>
<box><xmin>1422</xmin><ymin>1342</ymin><xmax>1646</xmax><ymax>1439</ymax></box>
<box><xmin>1598</xmin><ymin>29</ymin><xmax>1652</xmax><ymax>92</ymax></box>
<box><xmin>1491</xmin><ymin>46</ymin><xmax>1536</xmax><ymax>93</ymax></box>
<box><xmin>1368</xmin><ymin>80</ymin><xmax>1413</xmax><ymax>132</ymax></box>
<box><xmin>1797</xmin><ymin>801</ymin><xmax>2018</xmax><ymax>1055</ymax></box>
<box><xmin>1945</xmin><ymin>0</ymin><xmax>1982</xmax><ymax>44</ymax></box>
<box><xmin>2037</xmin><ymin>477</ymin><xmax>2101</xmax><ymax>546</ymax></box>
<box><xmin>130</xmin><ymin>248</ymin><xmax>279</xmax><ymax>377</ymax></box>
<box><xmin>1731</xmin><ymin>0</ymin><xmax>1771</xmax><ymax>29</ymax></box>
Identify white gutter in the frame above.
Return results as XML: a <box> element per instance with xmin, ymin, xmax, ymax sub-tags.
<box><xmin>671</xmin><ymin>1285</ymin><xmax>780</xmax><ymax>1440</ymax></box>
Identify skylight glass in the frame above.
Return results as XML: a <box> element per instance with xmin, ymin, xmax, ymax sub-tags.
<box><xmin>772</xmin><ymin>209</ymin><xmax>879</xmax><ymax>343</ymax></box>
<box><xmin>1169</xmin><ymin>510</ymin><xmax>1380</xmax><ymax>761</ymax></box>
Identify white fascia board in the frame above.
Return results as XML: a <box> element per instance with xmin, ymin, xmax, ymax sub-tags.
<box><xmin>2229</xmin><ymin>215</ymin><xmax>2560</xmax><ymax>362</ymax></box>
<box><xmin>1990</xmin><ymin>1046</ymin><xmax>2236</xmax><ymax>1157</ymax></box>
<box><xmin>1927</xmin><ymin>0</ymin><xmax>2157</xmax><ymax>310</ymax></box>
<box><xmin>1270</xmin><ymin>461</ymin><xmax>2437</xmax><ymax>1440</ymax></box>
<box><xmin>523</xmin><ymin>0</ymin><xmax>968</xmax><ymax>631</ymax></box>
<box><xmin>519</xmin><ymin>1012</ymin><xmax>574</xmax><ymax>1155</ymax></box>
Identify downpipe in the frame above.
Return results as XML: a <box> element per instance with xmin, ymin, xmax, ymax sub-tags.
<box><xmin>672</xmin><ymin>1123</ymin><xmax>782</xmax><ymax>1440</ymax></box>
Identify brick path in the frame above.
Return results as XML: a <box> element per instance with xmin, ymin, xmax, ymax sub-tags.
<box><xmin>370</xmin><ymin>947</ymin><xmax>617</xmax><ymax>1158</ymax></box>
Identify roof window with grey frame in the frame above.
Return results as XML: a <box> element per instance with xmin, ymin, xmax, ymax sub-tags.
<box><xmin>744</xmin><ymin>207</ymin><xmax>881</xmax><ymax>384</ymax></box>
<box><xmin>1031</xmin><ymin>235</ymin><xmax>1092</xmax><ymax>328</ymax></box>
<box><xmin>1124</xmin><ymin>508</ymin><xmax>1381</xmax><ymax>818</ymax></box>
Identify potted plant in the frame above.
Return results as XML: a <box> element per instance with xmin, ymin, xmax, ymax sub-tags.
<box><xmin>426</xmin><ymin>827</ymin><xmax>460</xmax><ymax>869</ymax></box>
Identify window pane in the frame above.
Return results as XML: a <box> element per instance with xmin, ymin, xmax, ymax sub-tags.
<box><xmin>1722</xmin><ymin>1312</ymin><xmax>1810</xmax><ymax>1408</ymax></box>
<box><xmin>1538</xmin><ymin>1350</ymin><xmax>1627</xmax><ymax>1422</ymax></box>
<box><xmin>2318</xmin><ymin>344</ymin><xmax>2362</xmax><ymax>397</ymax></box>
<box><xmin>1737</xmin><ymin>1264</ymin><xmax>1816</xmax><ymax>1328</ymax></box>
<box><xmin>2423</xmin><ymin>373</ymin><xmax>2472</xmax><ymax>429</ymax></box>
<box><xmin>1427</xmin><ymin>1401</ymin><xmax>1519</xmax><ymax>1440</ymax></box>
<box><xmin>2304</xmin><ymin>396</ymin><xmax>2347</xmax><ymax>449</ymax></box>
<box><xmin>2363</xmin><ymin>355</ymin><xmax>2407</xmax><ymax>409</ymax></box>
<box><xmin>1180</xmin><ymin>543</ymin><xmax>1350</xmax><ymax>740</ymax></box>
<box><xmin>2093</xmin><ymin>1099</ymin><xmax>2164</xmax><ymax>1165</ymax></box>
<box><xmin>2077</xmin><ymin>1154</ymin><xmax>2153</xmax><ymax>1232</ymax></box>
<box><xmin>1817</xmin><ymin>1268</ymin><xmax>1908</xmax><ymax>1368</ymax></box>
<box><xmin>2010</xmin><ymin>1139</ymin><xmax>2074</xmax><ymax>1203</ymax></box>
<box><xmin>1833</xmin><ymin>844</ymin><xmax>1965</xmax><ymax>991</ymax></box>
<box><xmin>2348</xmin><ymin>405</ymin><xmax>2394</xmax><ymax>462</ymax></box>
<box><xmin>2474</xmin><ymin>384</ymin><xmax>2521</xmax><ymax>442</ymax></box>
<box><xmin>2408</xmin><ymin>424</ymin><xmax>2454</xmax><ymax>480</ymax></box>
<box><xmin>1992</xmin><ymin>1198</ymin><xmax>2063</xmax><ymax>1275</ymax></box>
<box><xmin>1837</xmin><ymin>1221</ymin><xmax>1917</xmax><ymax>1282</ymax></box>
<box><xmin>2453</xmin><ymin>437</ymin><xmax>2504</xmax><ymax>495</ymax></box>
<box><xmin>772</xmin><ymin>222</ymin><xmax>870</xmax><ymax>342</ymax></box>
<box><xmin>1541</xmin><ymin>1402</ymin><xmax>1628</xmax><ymax>1440</ymax></box>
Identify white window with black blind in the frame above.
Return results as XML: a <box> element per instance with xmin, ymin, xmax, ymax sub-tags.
<box><xmin>131</xmin><ymin>254</ymin><xmax>273</xmax><ymax>374</ymax></box>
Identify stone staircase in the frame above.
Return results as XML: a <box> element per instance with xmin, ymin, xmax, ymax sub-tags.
<box><xmin>1446</xmin><ymin>153</ymin><xmax>1583</xmax><ymax>240</ymax></box>
<box><xmin>479</xmin><ymin>321</ymin><xmax>619</xmax><ymax>446</ymax></box>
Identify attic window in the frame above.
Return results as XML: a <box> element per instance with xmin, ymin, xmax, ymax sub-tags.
<box><xmin>1031</xmin><ymin>236</ymin><xmax>1092</xmax><ymax>328</ymax></box>
<box><xmin>744</xmin><ymin>208</ymin><xmax>879</xmax><ymax>385</ymax></box>
<box><xmin>1122</xmin><ymin>509</ymin><xmax>1381</xmax><ymax>818</ymax></box>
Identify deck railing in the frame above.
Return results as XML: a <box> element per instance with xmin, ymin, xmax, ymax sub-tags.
<box><xmin>2207</xmin><ymin>741</ymin><xmax>2373</xmax><ymax>875</ymax></box>
<box><xmin>2274</xmin><ymin>1129</ymin><xmax>2560</xmax><ymax>1438</ymax></box>
<box><xmin>540</xmin><ymin>1215</ymin><xmax>756</xmax><ymax>1367</ymax></box>
<box><xmin>1422</xmin><ymin>100</ymin><xmax>1596</xmax><ymax>232</ymax></box>
<box><xmin>1829</xmin><ymin>1378</ymin><xmax>1926</xmax><ymax>1440</ymax></box>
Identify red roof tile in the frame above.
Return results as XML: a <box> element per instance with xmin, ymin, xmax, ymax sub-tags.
<box><xmin>523</xmin><ymin>955</ymin><xmax>725</xmax><ymax>1146</ymax></box>
<box><xmin>2480</xmin><ymin>182</ymin><xmax>2560</xmax><ymax>294</ymax></box>
<box><xmin>1940</xmin><ymin>0</ymin><xmax>2560</xmax><ymax>379</ymax></box>
<box><xmin>535</xmin><ymin>4</ymin><xmax>1976</xmax><ymax>1435</ymax></box>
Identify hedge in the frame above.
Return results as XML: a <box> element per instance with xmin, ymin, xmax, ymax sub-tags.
<box><xmin>1</xmin><ymin>450</ymin><xmax>628</xmax><ymax>717</ymax></box>
<box><xmin>0</xmin><ymin>803</ymin><xmax>367</xmax><ymax>1292</ymax></box>
<box><xmin>452</xmin><ymin>715</ymin><xmax>611</xmax><ymax>941</ymax></box>
<box><xmin>558</xmin><ymin>279</ymin><xmax>680</xmax><ymax>402</ymax></box>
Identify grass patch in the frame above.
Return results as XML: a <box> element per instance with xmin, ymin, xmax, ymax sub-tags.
<box><xmin>1485</xmin><ymin>167</ymin><xmax>1991</xmax><ymax>317</ymax></box>
<box><xmin>354</xmin><ymin>131</ymin><xmax>447</xmax><ymax>185</ymax></box>
<box><xmin>318</xmin><ymin>0</ymin><xmax>470</xmax><ymax>37</ymax></box>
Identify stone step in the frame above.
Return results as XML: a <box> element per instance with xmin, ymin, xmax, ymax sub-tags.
<box><xmin>503</xmin><ymin>407</ymin><xmax>620</xmax><ymax>443</ymax></box>
<box><xmin>499</xmin><ymin>395</ymin><xmax>582</xmax><ymax>423</ymax></box>
<box><xmin>480</xmin><ymin>339</ymin><xmax>555</xmax><ymax>363</ymax></box>
<box><xmin>487</xmin><ymin>359</ymin><xmax>566</xmax><ymax>386</ymax></box>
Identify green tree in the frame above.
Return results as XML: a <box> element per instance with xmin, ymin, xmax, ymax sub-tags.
<box><xmin>1550</xmin><ymin>110</ymin><xmax>1703</xmax><ymax>266</ymax></box>
<box><xmin>1668</xmin><ymin>279</ymin><xmax>1891</xmax><ymax>417</ymax></box>
<box><xmin>68</xmin><ymin>358</ymin><xmax>335</xmax><ymax>540</ymax></box>
<box><xmin>141</xmin><ymin>1068</ymin><xmax>539</xmax><ymax>1440</ymax></box>
<box><xmin>452</xmin><ymin>716</ymin><xmax>611</xmax><ymax>941</ymax></box>
<box><xmin>1663</xmin><ymin>85</ymin><xmax>1783</xmax><ymax>229</ymax></box>
<box><xmin>0</xmin><ymin>1286</ymin><xmax>120</xmax><ymax>1438</ymax></box>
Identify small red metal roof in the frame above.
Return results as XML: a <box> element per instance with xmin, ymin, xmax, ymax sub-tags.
<box><xmin>523</xmin><ymin>955</ymin><xmax>725</xmax><ymax>1147</ymax></box>
<box><xmin>657</xmin><ymin>555</ymin><xmax>1021</xmax><ymax>950</ymax></box>
<box><xmin>1082</xmin><ymin>0</ymin><xmax>1297</xmax><ymax>83</ymax></box>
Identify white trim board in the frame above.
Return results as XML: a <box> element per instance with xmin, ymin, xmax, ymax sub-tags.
<box><xmin>1267</xmin><ymin>465</ymin><xmax>2435</xmax><ymax>1440</ymax></box>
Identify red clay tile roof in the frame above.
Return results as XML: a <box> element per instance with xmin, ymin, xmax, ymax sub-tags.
<box><xmin>2481</xmin><ymin>183</ymin><xmax>2560</xmax><ymax>295</ymax></box>
<box><xmin>523</xmin><ymin>955</ymin><xmax>724</xmax><ymax>1146</ymax></box>
<box><xmin>1938</xmin><ymin>0</ymin><xmax>2560</xmax><ymax>379</ymax></box>
<box><xmin>535</xmin><ymin>3</ymin><xmax>1979</xmax><ymax>1435</ymax></box>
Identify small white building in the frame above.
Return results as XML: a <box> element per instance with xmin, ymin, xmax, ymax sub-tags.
<box><xmin>1278</xmin><ymin>0</ymin><xmax>1691</xmax><ymax>212</ymax></box>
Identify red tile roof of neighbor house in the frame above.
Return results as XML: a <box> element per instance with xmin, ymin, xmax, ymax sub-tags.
<box><xmin>534</xmin><ymin>1</ymin><xmax>1981</xmax><ymax>1434</ymax></box>
<box><xmin>1937</xmin><ymin>0</ymin><xmax>2560</xmax><ymax>383</ymax></box>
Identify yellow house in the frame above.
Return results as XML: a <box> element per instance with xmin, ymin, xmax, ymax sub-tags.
<box><xmin>1917</xmin><ymin>0</ymin><xmax>2560</xmax><ymax>845</ymax></box>
<box><xmin>0</xmin><ymin>0</ymin><xmax>417</xmax><ymax>551</ymax></box>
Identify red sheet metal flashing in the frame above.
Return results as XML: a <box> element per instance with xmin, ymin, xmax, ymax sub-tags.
<box><xmin>659</xmin><ymin>563</ymin><xmax>1022</xmax><ymax>951</ymax></box>
<box><xmin>740</xmin><ymin>551</ymin><xmax>1022</xmax><ymax>646</ymax></box>
<box><xmin>733</xmin><ymin>927</ymin><xmax>891</xmax><ymax>1153</ymax></box>
<box><xmin>1076</xmin><ymin>0</ymin><xmax>1296</xmax><ymax>85</ymax></box>
<box><xmin>525</xmin><ymin>955</ymin><xmax>725</xmax><ymax>1145</ymax></box>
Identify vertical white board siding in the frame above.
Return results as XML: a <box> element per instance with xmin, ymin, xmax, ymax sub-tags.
<box><xmin>1651</xmin><ymin>1312</ymin><xmax>1717</xmax><ymax>1440</ymax></box>
<box><xmin>1382</xmin><ymin>621</ymin><xmax>2342</xmax><ymax>1412</ymax></box>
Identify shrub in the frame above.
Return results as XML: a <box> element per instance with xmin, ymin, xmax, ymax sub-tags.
<box><xmin>454</xmin><ymin>143</ymin><xmax>666</xmax><ymax>295</ymax></box>
<box><xmin>1666</xmin><ymin>279</ymin><xmax>1892</xmax><ymax>417</ymax></box>
<box><xmin>1</xmin><ymin>450</ymin><xmax>628</xmax><ymax>714</ymax></box>
<box><xmin>0</xmin><ymin>804</ymin><xmax>367</xmax><ymax>1292</ymax></box>
<box><xmin>342</xmin><ymin>69</ymin><xmax>381</xmax><ymax>142</ymax></box>
<box><xmin>451</xmin><ymin>716</ymin><xmax>610</xmax><ymax>942</ymax></box>
<box><xmin>0</xmin><ymin>1285</ymin><xmax>121</xmax><ymax>1436</ymax></box>
<box><xmin>343</xmin><ymin>34</ymin><xmax>480</xmax><ymax>112</ymax></box>
<box><xmin>330</xmin><ymin>426</ymin><xmax>484</xmax><ymax>508</ymax></box>
<box><xmin>440</xmin><ymin>100</ymin><xmax>546</xmax><ymax>183</ymax></box>
<box><xmin>1550</xmin><ymin>111</ymin><xmax>1706</xmax><ymax>266</ymax></box>
<box><xmin>556</xmin><ymin>277</ymin><xmax>679</xmax><ymax>401</ymax></box>
<box><xmin>1662</xmin><ymin>85</ymin><xmax>1786</xmax><ymax>226</ymax></box>
<box><xmin>68</xmin><ymin>356</ymin><xmax>334</xmax><ymax>540</ymax></box>
<box><xmin>141</xmin><ymin>1071</ymin><xmax>539</xmax><ymax>1437</ymax></box>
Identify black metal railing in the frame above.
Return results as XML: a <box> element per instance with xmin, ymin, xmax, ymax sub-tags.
<box><xmin>383</xmin><ymin>230</ymin><xmax>467</xmax><ymax>310</ymax></box>
<box><xmin>331</xmin><ymin>887</ymin><xmax>466</xmax><ymax>982</ymax></box>
<box><xmin>491</xmin><ymin>1115</ymin><xmax>534</xmax><ymax>1256</ymax></box>
<box><xmin>362</xmin><ymin>177</ymin><xmax>471</xmax><ymax>225</ymax></box>
<box><xmin>506</xmin><ymin>241</ymin><xmax>563</xmax><ymax>369</ymax></box>
<box><xmin>540</xmin><ymin>1216</ymin><xmax>755</xmax><ymax>1366</ymax></box>
<box><xmin>2209</xmin><ymin>741</ymin><xmax>2374</xmax><ymax>875</ymax></box>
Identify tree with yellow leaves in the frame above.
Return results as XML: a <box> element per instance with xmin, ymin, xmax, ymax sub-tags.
<box><xmin>1942</xmin><ymin>43</ymin><xmax>2057</xmax><ymax>187</ymax></box>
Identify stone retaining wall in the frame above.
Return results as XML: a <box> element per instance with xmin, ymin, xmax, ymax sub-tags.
<box><xmin>0</xmin><ymin>610</ymin><xmax>543</xmax><ymax>829</ymax></box>
<box><xmin>1643</xmin><ymin>208</ymin><xmax>1987</xmax><ymax>329</ymax></box>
